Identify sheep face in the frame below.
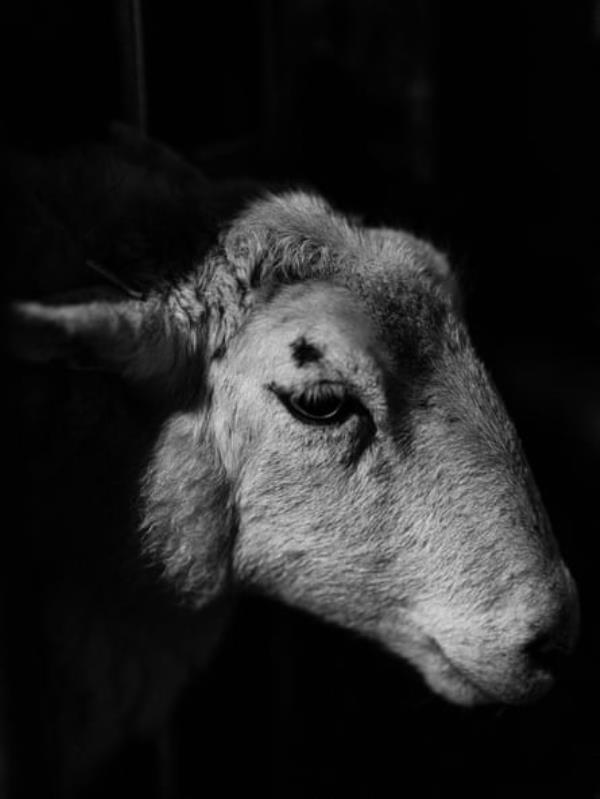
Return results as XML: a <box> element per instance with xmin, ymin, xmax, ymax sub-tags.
<box><xmin>211</xmin><ymin>278</ymin><xmax>578</xmax><ymax>707</ymax></box>
<box><xmin>10</xmin><ymin>186</ymin><xmax>579</xmax><ymax>708</ymax></box>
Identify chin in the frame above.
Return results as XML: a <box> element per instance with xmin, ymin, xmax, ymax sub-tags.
<box><xmin>417</xmin><ymin>640</ymin><xmax>556</xmax><ymax>707</ymax></box>
<box><xmin>389</xmin><ymin>627</ymin><xmax>557</xmax><ymax>708</ymax></box>
<box><xmin>410</xmin><ymin>638</ymin><xmax>497</xmax><ymax>706</ymax></box>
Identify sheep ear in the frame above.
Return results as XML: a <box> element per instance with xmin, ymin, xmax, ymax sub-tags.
<box><xmin>5</xmin><ymin>287</ymin><xmax>199</xmax><ymax>391</ymax></box>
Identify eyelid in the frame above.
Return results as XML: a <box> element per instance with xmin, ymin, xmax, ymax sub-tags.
<box><xmin>268</xmin><ymin>380</ymin><xmax>372</xmax><ymax>427</ymax></box>
<box><xmin>289</xmin><ymin>389</ymin><xmax>344</xmax><ymax>422</ymax></box>
<box><xmin>267</xmin><ymin>380</ymin><xmax>346</xmax><ymax>404</ymax></box>
<box><xmin>295</xmin><ymin>380</ymin><xmax>345</xmax><ymax>400</ymax></box>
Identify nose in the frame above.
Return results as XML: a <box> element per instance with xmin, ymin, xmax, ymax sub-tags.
<box><xmin>522</xmin><ymin>572</ymin><xmax>579</xmax><ymax>678</ymax></box>
<box><xmin>524</xmin><ymin>629</ymin><xmax>572</xmax><ymax>676</ymax></box>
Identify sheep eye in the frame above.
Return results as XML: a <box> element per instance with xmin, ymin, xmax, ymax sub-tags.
<box><xmin>278</xmin><ymin>383</ymin><xmax>352</xmax><ymax>425</ymax></box>
<box><xmin>289</xmin><ymin>391</ymin><xmax>345</xmax><ymax>423</ymax></box>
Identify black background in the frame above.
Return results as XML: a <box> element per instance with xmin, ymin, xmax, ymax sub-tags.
<box><xmin>2</xmin><ymin>1</ymin><xmax>599</xmax><ymax>797</ymax></box>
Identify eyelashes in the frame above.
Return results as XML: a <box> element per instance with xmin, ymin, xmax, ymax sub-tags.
<box><xmin>288</xmin><ymin>384</ymin><xmax>348</xmax><ymax>423</ymax></box>
<box><xmin>270</xmin><ymin>381</ymin><xmax>366</xmax><ymax>427</ymax></box>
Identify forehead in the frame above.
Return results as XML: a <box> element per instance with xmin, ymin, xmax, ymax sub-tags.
<box><xmin>226</xmin><ymin>274</ymin><xmax>457</xmax><ymax>388</ymax></box>
<box><xmin>226</xmin><ymin>281</ymin><xmax>379</xmax><ymax>380</ymax></box>
<box><xmin>257</xmin><ymin>281</ymin><xmax>375</xmax><ymax>349</ymax></box>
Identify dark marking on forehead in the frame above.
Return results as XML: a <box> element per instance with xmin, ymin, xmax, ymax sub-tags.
<box><xmin>291</xmin><ymin>336</ymin><xmax>322</xmax><ymax>367</ymax></box>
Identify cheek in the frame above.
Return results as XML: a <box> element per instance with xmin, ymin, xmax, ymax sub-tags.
<box><xmin>238</xmin><ymin>441</ymin><xmax>339</xmax><ymax>528</ymax></box>
<box><xmin>232</xmin><ymin>458</ymin><xmax>337</xmax><ymax>600</ymax></box>
<box><xmin>234</xmin><ymin>445</ymin><xmax>399</xmax><ymax>578</ymax></box>
<box><xmin>210</xmin><ymin>368</ymin><xmax>270</xmax><ymax>476</ymax></box>
<box><xmin>233</xmin><ymin>458</ymin><xmax>416</xmax><ymax>633</ymax></box>
<box><xmin>237</xmin><ymin>424</ymin><xmax>399</xmax><ymax>542</ymax></box>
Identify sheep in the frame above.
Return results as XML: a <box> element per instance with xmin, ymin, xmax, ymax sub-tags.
<box><xmin>3</xmin><ymin>129</ymin><xmax>579</xmax><ymax>794</ymax></box>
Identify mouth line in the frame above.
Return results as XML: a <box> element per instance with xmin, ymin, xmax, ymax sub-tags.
<box><xmin>390</xmin><ymin>617</ymin><xmax>558</xmax><ymax>706</ymax></box>
<box><xmin>424</xmin><ymin>635</ymin><xmax>556</xmax><ymax>706</ymax></box>
<box><xmin>425</xmin><ymin>635</ymin><xmax>504</xmax><ymax>704</ymax></box>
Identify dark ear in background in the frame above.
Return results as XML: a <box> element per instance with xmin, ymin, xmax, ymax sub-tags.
<box><xmin>1</xmin><ymin>125</ymin><xmax>218</xmax><ymax>396</ymax></box>
<box><xmin>1</xmin><ymin>124</ymin><xmax>268</xmax><ymax>395</ymax></box>
<box><xmin>108</xmin><ymin>122</ymin><xmax>212</xmax><ymax>193</ymax></box>
<box><xmin>1</xmin><ymin>125</ymin><xmax>220</xmax><ymax>302</ymax></box>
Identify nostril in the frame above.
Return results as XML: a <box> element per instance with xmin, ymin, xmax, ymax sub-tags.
<box><xmin>523</xmin><ymin>631</ymin><xmax>570</xmax><ymax>676</ymax></box>
<box><xmin>523</xmin><ymin>579</ymin><xmax>579</xmax><ymax>678</ymax></box>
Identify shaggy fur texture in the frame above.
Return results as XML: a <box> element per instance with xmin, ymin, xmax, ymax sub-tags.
<box><xmin>5</xmin><ymin>130</ymin><xmax>579</xmax><ymax>788</ymax></box>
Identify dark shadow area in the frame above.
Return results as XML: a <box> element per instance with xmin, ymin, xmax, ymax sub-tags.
<box><xmin>1</xmin><ymin>1</ymin><xmax>599</xmax><ymax>797</ymax></box>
